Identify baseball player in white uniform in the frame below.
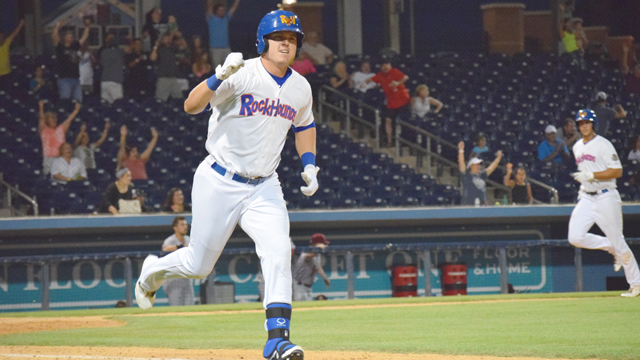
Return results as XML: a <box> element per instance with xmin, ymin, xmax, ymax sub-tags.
<box><xmin>568</xmin><ymin>109</ymin><xmax>640</xmax><ymax>297</ymax></box>
<box><xmin>135</xmin><ymin>10</ymin><xmax>318</xmax><ymax>360</ymax></box>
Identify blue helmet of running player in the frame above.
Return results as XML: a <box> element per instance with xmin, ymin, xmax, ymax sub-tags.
<box><xmin>256</xmin><ymin>10</ymin><xmax>304</xmax><ymax>57</ymax></box>
<box><xmin>575</xmin><ymin>109</ymin><xmax>596</xmax><ymax>122</ymax></box>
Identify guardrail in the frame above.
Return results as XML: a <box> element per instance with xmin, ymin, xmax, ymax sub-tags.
<box><xmin>4</xmin><ymin>238</ymin><xmax>636</xmax><ymax>310</ymax></box>
<box><xmin>0</xmin><ymin>173</ymin><xmax>39</xmax><ymax>216</ymax></box>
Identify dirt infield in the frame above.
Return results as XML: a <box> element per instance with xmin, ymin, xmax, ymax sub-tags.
<box><xmin>0</xmin><ymin>316</ymin><xmax>124</xmax><ymax>335</ymax></box>
<box><xmin>0</xmin><ymin>346</ymin><xmax>599</xmax><ymax>360</ymax></box>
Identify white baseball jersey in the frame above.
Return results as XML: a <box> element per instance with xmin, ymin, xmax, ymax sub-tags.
<box><xmin>572</xmin><ymin>135</ymin><xmax>621</xmax><ymax>192</ymax></box>
<box><xmin>206</xmin><ymin>58</ymin><xmax>314</xmax><ymax>178</ymax></box>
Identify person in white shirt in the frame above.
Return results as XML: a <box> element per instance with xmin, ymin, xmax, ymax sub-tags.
<box><xmin>50</xmin><ymin>143</ymin><xmax>87</xmax><ymax>182</ymax></box>
<box><xmin>73</xmin><ymin>122</ymin><xmax>110</xmax><ymax>169</ymax></box>
<box><xmin>627</xmin><ymin>135</ymin><xmax>640</xmax><ymax>161</ymax></box>
<box><xmin>300</xmin><ymin>31</ymin><xmax>333</xmax><ymax>65</ymax></box>
<box><xmin>351</xmin><ymin>60</ymin><xmax>376</xmax><ymax>93</ymax></box>
<box><xmin>568</xmin><ymin>109</ymin><xmax>640</xmax><ymax>298</ymax></box>
<box><xmin>135</xmin><ymin>10</ymin><xmax>315</xmax><ymax>360</ymax></box>
<box><xmin>411</xmin><ymin>84</ymin><xmax>443</xmax><ymax>119</ymax></box>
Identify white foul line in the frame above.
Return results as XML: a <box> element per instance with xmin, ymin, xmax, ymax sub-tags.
<box><xmin>0</xmin><ymin>354</ymin><xmax>202</xmax><ymax>360</ymax></box>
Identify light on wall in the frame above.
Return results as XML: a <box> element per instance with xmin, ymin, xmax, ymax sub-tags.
<box><xmin>282</xmin><ymin>0</ymin><xmax>297</xmax><ymax>4</ymax></box>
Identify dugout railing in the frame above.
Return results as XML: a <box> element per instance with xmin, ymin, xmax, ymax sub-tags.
<box><xmin>0</xmin><ymin>173</ymin><xmax>39</xmax><ymax>217</ymax></box>
<box><xmin>317</xmin><ymin>86</ymin><xmax>559</xmax><ymax>204</ymax></box>
<box><xmin>3</xmin><ymin>238</ymin><xmax>638</xmax><ymax>311</ymax></box>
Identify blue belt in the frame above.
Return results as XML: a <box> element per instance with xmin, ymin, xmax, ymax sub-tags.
<box><xmin>211</xmin><ymin>162</ymin><xmax>268</xmax><ymax>186</ymax></box>
<box><xmin>586</xmin><ymin>189</ymin><xmax>608</xmax><ymax>195</ymax></box>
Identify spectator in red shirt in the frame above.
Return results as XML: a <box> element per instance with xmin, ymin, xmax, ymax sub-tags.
<box><xmin>38</xmin><ymin>100</ymin><xmax>81</xmax><ymax>175</ymax></box>
<box><xmin>365</xmin><ymin>60</ymin><xmax>410</xmax><ymax>147</ymax></box>
<box><xmin>290</xmin><ymin>52</ymin><xmax>316</xmax><ymax>77</ymax></box>
<box><xmin>117</xmin><ymin>125</ymin><xmax>158</xmax><ymax>180</ymax></box>
<box><xmin>622</xmin><ymin>43</ymin><xmax>640</xmax><ymax>96</ymax></box>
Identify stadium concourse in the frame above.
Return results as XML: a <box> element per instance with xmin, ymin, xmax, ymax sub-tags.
<box><xmin>1</xmin><ymin>51</ymin><xmax>640</xmax><ymax>215</ymax></box>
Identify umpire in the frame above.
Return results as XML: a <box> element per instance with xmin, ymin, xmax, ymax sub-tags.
<box><xmin>292</xmin><ymin>233</ymin><xmax>331</xmax><ymax>301</ymax></box>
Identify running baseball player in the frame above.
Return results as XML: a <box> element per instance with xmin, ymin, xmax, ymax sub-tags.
<box><xmin>568</xmin><ymin>109</ymin><xmax>640</xmax><ymax>297</ymax></box>
<box><xmin>135</xmin><ymin>10</ymin><xmax>317</xmax><ymax>360</ymax></box>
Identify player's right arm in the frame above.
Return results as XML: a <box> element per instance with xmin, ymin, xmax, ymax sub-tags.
<box><xmin>184</xmin><ymin>81</ymin><xmax>216</xmax><ymax>114</ymax></box>
<box><xmin>457</xmin><ymin>141</ymin><xmax>466</xmax><ymax>173</ymax></box>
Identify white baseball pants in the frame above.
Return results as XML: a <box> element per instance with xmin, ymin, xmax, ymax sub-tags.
<box><xmin>568</xmin><ymin>189</ymin><xmax>640</xmax><ymax>287</ymax></box>
<box><xmin>139</xmin><ymin>155</ymin><xmax>293</xmax><ymax>307</ymax></box>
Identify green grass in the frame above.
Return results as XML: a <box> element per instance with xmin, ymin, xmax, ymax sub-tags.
<box><xmin>1</xmin><ymin>292</ymin><xmax>639</xmax><ymax>359</ymax></box>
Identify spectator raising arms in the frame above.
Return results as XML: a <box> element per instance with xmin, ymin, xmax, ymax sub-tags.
<box><xmin>411</xmin><ymin>84</ymin><xmax>443</xmax><ymax>119</ymax></box>
<box><xmin>206</xmin><ymin>0</ymin><xmax>241</xmax><ymax>68</ymax></box>
<box><xmin>52</xmin><ymin>19</ymin><xmax>90</xmax><ymax>103</ymax></box>
<box><xmin>162</xmin><ymin>187</ymin><xmax>191</xmax><ymax>213</ymax></box>
<box><xmin>458</xmin><ymin>141</ymin><xmax>503</xmax><ymax>206</ymax></box>
<box><xmin>117</xmin><ymin>125</ymin><xmax>158</xmax><ymax>180</ymax></box>
<box><xmin>97</xmin><ymin>32</ymin><xmax>125</xmax><ymax>104</ymax></box>
<box><xmin>50</xmin><ymin>142</ymin><xmax>87</xmax><ymax>182</ymax></box>
<box><xmin>503</xmin><ymin>163</ymin><xmax>533</xmax><ymax>205</ymax></box>
<box><xmin>0</xmin><ymin>19</ymin><xmax>24</xmax><ymax>90</ymax></box>
<box><xmin>38</xmin><ymin>100</ymin><xmax>81</xmax><ymax>174</ymax></box>
<box><xmin>73</xmin><ymin>122</ymin><xmax>110</xmax><ymax>169</ymax></box>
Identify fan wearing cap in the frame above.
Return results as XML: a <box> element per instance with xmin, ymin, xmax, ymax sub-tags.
<box><xmin>568</xmin><ymin>109</ymin><xmax>640</xmax><ymax>297</ymax></box>
<box><xmin>457</xmin><ymin>141</ymin><xmax>503</xmax><ymax>206</ymax></box>
<box><xmin>590</xmin><ymin>91</ymin><xmax>626</xmax><ymax>136</ymax></box>
<box><xmin>292</xmin><ymin>233</ymin><xmax>331</xmax><ymax>301</ymax></box>
<box><xmin>538</xmin><ymin>125</ymin><xmax>570</xmax><ymax>164</ymax></box>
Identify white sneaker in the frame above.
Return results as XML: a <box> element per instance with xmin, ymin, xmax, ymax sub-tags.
<box><xmin>613</xmin><ymin>255</ymin><xmax>622</xmax><ymax>272</ymax></box>
<box><xmin>621</xmin><ymin>287</ymin><xmax>640</xmax><ymax>298</ymax></box>
<box><xmin>135</xmin><ymin>255</ymin><xmax>158</xmax><ymax>309</ymax></box>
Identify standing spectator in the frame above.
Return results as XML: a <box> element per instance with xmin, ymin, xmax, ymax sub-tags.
<box><xmin>173</xmin><ymin>31</ymin><xmax>191</xmax><ymax>93</ymax></box>
<box><xmin>73</xmin><ymin>122</ymin><xmax>110</xmax><ymax>170</ymax></box>
<box><xmin>470</xmin><ymin>134</ymin><xmax>489</xmax><ymax>161</ymax></box>
<box><xmin>100</xmin><ymin>168</ymin><xmax>140</xmax><ymax>214</ymax></box>
<box><xmin>206</xmin><ymin>0</ymin><xmax>241</xmax><ymax>68</ymax></box>
<box><xmin>290</xmin><ymin>52</ymin><xmax>316</xmax><ymax>77</ymax></box>
<box><xmin>117</xmin><ymin>125</ymin><xmax>158</xmax><ymax>180</ymax></box>
<box><xmin>351</xmin><ymin>60</ymin><xmax>376</xmax><ymax>94</ymax></box>
<box><xmin>124</xmin><ymin>38</ymin><xmax>152</xmax><ymax>97</ymax></box>
<box><xmin>458</xmin><ymin>141</ymin><xmax>503</xmax><ymax>206</ymax></box>
<box><xmin>0</xmin><ymin>19</ymin><xmax>24</xmax><ymax>90</ymax></box>
<box><xmin>161</xmin><ymin>187</ymin><xmax>191</xmax><ymax>213</ymax></box>
<box><xmin>189</xmin><ymin>35</ymin><xmax>206</xmax><ymax>65</ymax></box>
<box><xmin>78</xmin><ymin>43</ymin><xmax>94</xmax><ymax>95</ymax></box>
<box><xmin>411</xmin><ymin>84</ymin><xmax>443</xmax><ymax>120</ymax></box>
<box><xmin>621</xmin><ymin>43</ymin><xmax>640</xmax><ymax>96</ymax></box>
<box><xmin>301</xmin><ymin>31</ymin><xmax>333</xmax><ymax>66</ymax></box>
<box><xmin>591</xmin><ymin>92</ymin><xmax>626</xmax><ymax>136</ymax></box>
<box><xmin>97</xmin><ymin>32</ymin><xmax>125</xmax><ymax>104</ymax></box>
<box><xmin>503</xmin><ymin>163</ymin><xmax>533</xmax><ymax>205</ymax></box>
<box><xmin>50</xmin><ymin>143</ymin><xmax>87</xmax><ymax>182</ymax></box>
<box><xmin>557</xmin><ymin>117</ymin><xmax>581</xmax><ymax>149</ymax></box>
<box><xmin>161</xmin><ymin>216</ymin><xmax>195</xmax><ymax>306</ymax></box>
<box><xmin>191</xmin><ymin>52</ymin><xmax>213</xmax><ymax>84</ymax></box>
<box><xmin>538</xmin><ymin>125</ymin><xmax>570</xmax><ymax>164</ymax></box>
<box><xmin>293</xmin><ymin>233</ymin><xmax>331</xmax><ymax>301</ymax></box>
<box><xmin>38</xmin><ymin>100</ymin><xmax>81</xmax><ymax>174</ymax></box>
<box><xmin>52</xmin><ymin>19</ymin><xmax>90</xmax><ymax>103</ymax></box>
<box><xmin>365</xmin><ymin>60</ymin><xmax>411</xmax><ymax>147</ymax></box>
<box><xmin>142</xmin><ymin>7</ymin><xmax>167</xmax><ymax>48</ymax></box>
<box><xmin>151</xmin><ymin>33</ymin><xmax>183</xmax><ymax>101</ymax></box>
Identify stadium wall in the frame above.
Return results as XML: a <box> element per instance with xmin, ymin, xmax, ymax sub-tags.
<box><xmin>1</xmin><ymin>205</ymin><xmax>640</xmax><ymax>311</ymax></box>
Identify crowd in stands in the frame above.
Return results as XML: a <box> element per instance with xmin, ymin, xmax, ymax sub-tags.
<box><xmin>1</xmin><ymin>1</ymin><xmax>640</xmax><ymax>216</ymax></box>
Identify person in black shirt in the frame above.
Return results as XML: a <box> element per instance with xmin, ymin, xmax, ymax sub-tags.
<box><xmin>124</xmin><ymin>38</ymin><xmax>152</xmax><ymax>98</ymax></box>
<box><xmin>161</xmin><ymin>187</ymin><xmax>191</xmax><ymax>213</ymax></box>
<box><xmin>100</xmin><ymin>168</ymin><xmax>139</xmax><ymax>214</ymax></box>
<box><xmin>51</xmin><ymin>19</ymin><xmax>90</xmax><ymax>103</ymax></box>
<box><xmin>503</xmin><ymin>163</ymin><xmax>532</xmax><ymax>205</ymax></box>
<box><xmin>150</xmin><ymin>33</ymin><xmax>183</xmax><ymax>100</ymax></box>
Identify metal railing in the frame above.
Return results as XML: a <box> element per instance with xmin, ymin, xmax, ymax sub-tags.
<box><xmin>0</xmin><ymin>173</ymin><xmax>39</xmax><ymax>216</ymax></box>
<box><xmin>317</xmin><ymin>86</ymin><xmax>558</xmax><ymax>204</ymax></box>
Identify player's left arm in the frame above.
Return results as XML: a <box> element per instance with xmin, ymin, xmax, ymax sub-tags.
<box><xmin>184</xmin><ymin>53</ymin><xmax>243</xmax><ymax>114</ymax></box>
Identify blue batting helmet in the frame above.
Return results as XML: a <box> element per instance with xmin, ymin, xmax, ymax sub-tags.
<box><xmin>256</xmin><ymin>10</ymin><xmax>304</xmax><ymax>57</ymax></box>
<box><xmin>575</xmin><ymin>109</ymin><xmax>596</xmax><ymax>122</ymax></box>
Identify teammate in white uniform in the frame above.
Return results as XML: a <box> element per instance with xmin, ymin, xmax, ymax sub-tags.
<box><xmin>568</xmin><ymin>109</ymin><xmax>640</xmax><ymax>297</ymax></box>
<box><xmin>135</xmin><ymin>10</ymin><xmax>319</xmax><ymax>360</ymax></box>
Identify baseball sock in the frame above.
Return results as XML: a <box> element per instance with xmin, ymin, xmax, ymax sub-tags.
<box><xmin>263</xmin><ymin>303</ymin><xmax>298</xmax><ymax>359</ymax></box>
